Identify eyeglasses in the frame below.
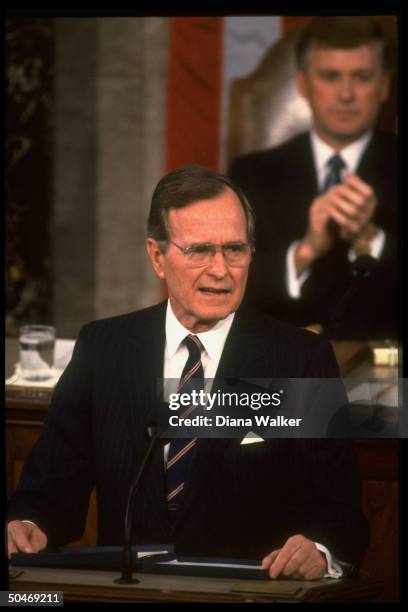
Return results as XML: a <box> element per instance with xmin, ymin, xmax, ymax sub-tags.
<box><xmin>170</xmin><ymin>241</ymin><xmax>254</xmax><ymax>268</ymax></box>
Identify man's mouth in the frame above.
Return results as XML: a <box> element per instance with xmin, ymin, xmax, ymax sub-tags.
<box><xmin>332</xmin><ymin>108</ymin><xmax>358</xmax><ymax>117</ymax></box>
<box><xmin>198</xmin><ymin>287</ymin><xmax>231</xmax><ymax>295</ymax></box>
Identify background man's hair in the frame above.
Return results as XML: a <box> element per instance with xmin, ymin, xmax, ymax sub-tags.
<box><xmin>295</xmin><ymin>16</ymin><xmax>390</xmax><ymax>72</ymax></box>
<box><xmin>147</xmin><ymin>165</ymin><xmax>255</xmax><ymax>247</ymax></box>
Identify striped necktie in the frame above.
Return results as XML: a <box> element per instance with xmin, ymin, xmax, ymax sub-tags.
<box><xmin>166</xmin><ymin>334</ymin><xmax>204</xmax><ymax>516</ymax></box>
<box><xmin>322</xmin><ymin>154</ymin><xmax>345</xmax><ymax>192</ymax></box>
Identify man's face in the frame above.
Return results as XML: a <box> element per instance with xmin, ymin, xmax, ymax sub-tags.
<box><xmin>297</xmin><ymin>43</ymin><xmax>390</xmax><ymax>148</ymax></box>
<box><xmin>147</xmin><ymin>188</ymin><xmax>250</xmax><ymax>333</ymax></box>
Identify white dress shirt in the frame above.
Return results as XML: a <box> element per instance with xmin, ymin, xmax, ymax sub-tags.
<box><xmin>286</xmin><ymin>130</ymin><xmax>386</xmax><ymax>298</ymax></box>
<box><xmin>163</xmin><ymin>300</ymin><xmax>235</xmax><ymax>458</ymax></box>
<box><xmin>164</xmin><ymin>300</ymin><xmax>235</xmax><ymax>382</ymax></box>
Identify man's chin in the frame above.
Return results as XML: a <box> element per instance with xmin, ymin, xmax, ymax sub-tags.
<box><xmin>198</xmin><ymin>305</ymin><xmax>233</xmax><ymax>321</ymax></box>
<box><xmin>325</xmin><ymin>123</ymin><xmax>369</xmax><ymax>145</ymax></box>
<box><xmin>194</xmin><ymin>301</ymin><xmax>238</xmax><ymax>325</ymax></box>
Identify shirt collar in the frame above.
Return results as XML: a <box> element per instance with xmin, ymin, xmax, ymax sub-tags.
<box><xmin>310</xmin><ymin>129</ymin><xmax>372</xmax><ymax>175</ymax></box>
<box><xmin>165</xmin><ymin>300</ymin><xmax>235</xmax><ymax>360</ymax></box>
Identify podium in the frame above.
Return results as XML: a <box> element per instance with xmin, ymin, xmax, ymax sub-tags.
<box><xmin>10</xmin><ymin>566</ymin><xmax>382</xmax><ymax>603</ymax></box>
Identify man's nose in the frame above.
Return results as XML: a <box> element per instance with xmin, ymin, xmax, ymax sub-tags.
<box><xmin>206</xmin><ymin>250</ymin><xmax>229</xmax><ymax>277</ymax></box>
<box><xmin>338</xmin><ymin>76</ymin><xmax>354</xmax><ymax>101</ymax></box>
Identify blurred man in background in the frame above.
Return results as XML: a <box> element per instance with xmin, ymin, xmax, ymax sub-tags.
<box><xmin>230</xmin><ymin>16</ymin><xmax>398</xmax><ymax>340</ymax></box>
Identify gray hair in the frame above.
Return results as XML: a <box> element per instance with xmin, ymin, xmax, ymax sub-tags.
<box><xmin>147</xmin><ymin>165</ymin><xmax>255</xmax><ymax>249</ymax></box>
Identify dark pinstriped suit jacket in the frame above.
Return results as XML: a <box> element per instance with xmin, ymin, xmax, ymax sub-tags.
<box><xmin>230</xmin><ymin>131</ymin><xmax>398</xmax><ymax>340</ymax></box>
<box><xmin>8</xmin><ymin>301</ymin><xmax>369</xmax><ymax>565</ymax></box>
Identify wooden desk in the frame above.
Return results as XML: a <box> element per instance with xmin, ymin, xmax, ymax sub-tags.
<box><xmin>10</xmin><ymin>566</ymin><xmax>382</xmax><ymax>603</ymax></box>
<box><xmin>5</xmin><ymin>339</ymin><xmax>400</xmax><ymax>601</ymax></box>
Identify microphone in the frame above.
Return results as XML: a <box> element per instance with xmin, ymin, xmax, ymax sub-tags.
<box><xmin>327</xmin><ymin>255</ymin><xmax>377</xmax><ymax>337</ymax></box>
<box><xmin>114</xmin><ymin>425</ymin><xmax>164</xmax><ymax>584</ymax></box>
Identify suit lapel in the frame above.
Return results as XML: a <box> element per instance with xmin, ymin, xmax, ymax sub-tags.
<box><xmin>124</xmin><ymin>301</ymin><xmax>171</xmax><ymax>533</ymax></box>
<box><xmin>214</xmin><ymin>309</ymin><xmax>272</xmax><ymax>379</ymax></box>
<box><xmin>298</xmin><ymin>132</ymin><xmax>319</xmax><ymax>196</ymax></box>
<box><xmin>284</xmin><ymin>134</ymin><xmax>319</xmax><ymax>238</ymax></box>
<box><xmin>125</xmin><ymin>301</ymin><xmax>167</xmax><ymax>432</ymax></box>
<box><xmin>356</xmin><ymin>132</ymin><xmax>386</xmax><ymax>186</ymax></box>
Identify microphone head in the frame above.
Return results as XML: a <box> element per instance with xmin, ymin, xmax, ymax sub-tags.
<box><xmin>146</xmin><ymin>425</ymin><xmax>169</xmax><ymax>445</ymax></box>
<box><xmin>146</xmin><ymin>425</ymin><xmax>158</xmax><ymax>439</ymax></box>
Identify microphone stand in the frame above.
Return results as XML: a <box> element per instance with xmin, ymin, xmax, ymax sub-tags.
<box><xmin>114</xmin><ymin>426</ymin><xmax>162</xmax><ymax>584</ymax></box>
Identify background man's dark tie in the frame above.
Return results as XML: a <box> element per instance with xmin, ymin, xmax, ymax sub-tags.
<box><xmin>166</xmin><ymin>334</ymin><xmax>204</xmax><ymax>517</ymax></box>
<box><xmin>322</xmin><ymin>153</ymin><xmax>345</xmax><ymax>192</ymax></box>
<box><xmin>322</xmin><ymin>154</ymin><xmax>346</xmax><ymax>237</ymax></box>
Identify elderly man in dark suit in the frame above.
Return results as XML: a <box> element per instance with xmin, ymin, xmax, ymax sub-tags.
<box><xmin>230</xmin><ymin>16</ymin><xmax>398</xmax><ymax>340</ymax></box>
<box><xmin>8</xmin><ymin>165</ymin><xmax>369</xmax><ymax>580</ymax></box>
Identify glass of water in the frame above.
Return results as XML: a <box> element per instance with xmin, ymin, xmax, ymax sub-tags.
<box><xmin>19</xmin><ymin>325</ymin><xmax>56</xmax><ymax>381</ymax></box>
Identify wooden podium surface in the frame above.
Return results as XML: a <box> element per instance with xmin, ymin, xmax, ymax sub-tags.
<box><xmin>10</xmin><ymin>566</ymin><xmax>383</xmax><ymax>603</ymax></box>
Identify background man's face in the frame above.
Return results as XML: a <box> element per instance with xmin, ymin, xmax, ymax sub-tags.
<box><xmin>297</xmin><ymin>43</ymin><xmax>390</xmax><ymax>148</ymax></box>
<box><xmin>147</xmin><ymin>188</ymin><xmax>249</xmax><ymax>332</ymax></box>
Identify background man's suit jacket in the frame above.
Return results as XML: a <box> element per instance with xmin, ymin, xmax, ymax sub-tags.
<box><xmin>230</xmin><ymin>131</ymin><xmax>398</xmax><ymax>340</ymax></box>
<box><xmin>8</xmin><ymin>301</ymin><xmax>369</xmax><ymax>565</ymax></box>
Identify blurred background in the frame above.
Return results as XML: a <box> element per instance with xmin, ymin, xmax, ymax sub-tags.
<box><xmin>5</xmin><ymin>15</ymin><xmax>397</xmax><ymax>338</ymax></box>
<box><xmin>3</xmin><ymin>15</ymin><xmax>315</xmax><ymax>338</ymax></box>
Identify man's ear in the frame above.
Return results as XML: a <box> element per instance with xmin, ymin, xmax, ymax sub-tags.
<box><xmin>146</xmin><ymin>238</ymin><xmax>165</xmax><ymax>280</ymax></box>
